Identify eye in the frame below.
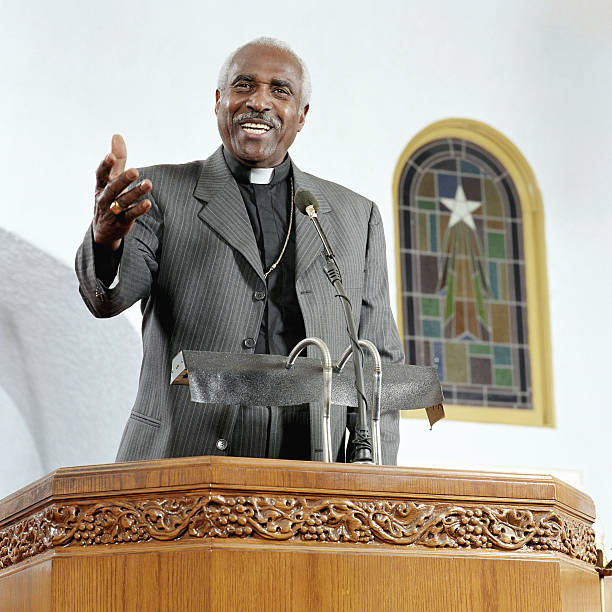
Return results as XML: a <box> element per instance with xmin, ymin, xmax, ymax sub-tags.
<box><xmin>233</xmin><ymin>82</ymin><xmax>252</xmax><ymax>90</ymax></box>
<box><xmin>273</xmin><ymin>87</ymin><xmax>290</xmax><ymax>97</ymax></box>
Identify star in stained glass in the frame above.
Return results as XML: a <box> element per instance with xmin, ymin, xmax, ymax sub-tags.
<box><xmin>440</xmin><ymin>185</ymin><xmax>481</xmax><ymax>230</ymax></box>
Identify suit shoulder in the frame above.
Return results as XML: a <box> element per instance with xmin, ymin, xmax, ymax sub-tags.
<box><xmin>137</xmin><ymin>160</ymin><xmax>204</xmax><ymax>182</ymax></box>
<box><xmin>302</xmin><ymin>172</ymin><xmax>372</xmax><ymax>205</ymax></box>
<box><xmin>298</xmin><ymin>171</ymin><xmax>377</xmax><ymax>223</ymax></box>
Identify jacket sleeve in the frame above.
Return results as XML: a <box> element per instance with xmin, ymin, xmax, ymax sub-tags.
<box><xmin>359</xmin><ymin>202</ymin><xmax>404</xmax><ymax>365</ymax></box>
<box><xmin>75</xmin><ymin>190</ymin><xmax>163</xmax><ymax>318</ymax></box>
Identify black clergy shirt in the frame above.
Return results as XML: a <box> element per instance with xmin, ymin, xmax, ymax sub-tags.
<box><xmin>222</xmin><ymin>148</ymin><xmax>306</xmax><ymax>357</ymax></box>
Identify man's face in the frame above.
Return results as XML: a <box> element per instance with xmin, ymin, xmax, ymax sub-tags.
<box><xmin>215</xmin><ymin>45</ymin><xmax>309</xmax><ymax>167</ymax></box>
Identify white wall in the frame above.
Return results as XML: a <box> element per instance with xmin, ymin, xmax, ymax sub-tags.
<box><xmin>0</xmin><ymin>229</ymin><xmax>142</xmax><ymax>489</ymax></box>
<box><xmin>2</xmin><ymin>0</ymin><xmax>611</xmax><ymax>551</ymax></box>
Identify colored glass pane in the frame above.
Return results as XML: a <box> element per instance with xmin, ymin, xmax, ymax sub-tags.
<box><xmin>470</xmin><ymin>357</ymin><xmax>492</xmax><ymax>384</ymax></box>
<box><xmin>418</xmin><ymin>199</ymin><xmax>436</xmax><ymax>210</ymax></box>
<box><xmin>429</xmin><ymin>214</ymin><xmax>438</xmax><ymax>251</ymax></box>
<box><xmin>494</xmin><ymin>346</ymin><xmax>512</xmax><ymax>365</ymax></box>
<box><xmin>418</xmin><ymin>172</ymin><xmax>435</xmax><ymax>197</ymax></box>
<box><xmin>483</xmin><ymin>179</ymin><xmax>503</xmax><ymax>217</ymax></box>
<box><xmin>433</xmin><ymin>159</ymin><xmax>457</xmax><ymax>171</ymax></box>
<box><xmin>444</xmin><ymin>343</ymin><xmax>468</xmax><ymax>383</ymax></box>
<box><xmin>491</xmin><ymin>304</ymin><xmax>510</xmax><ymax>343</ymax></box>
<box><xmin>437</xmin><ymin>174</ymin><xmax>458</xmax><ymax>198</ymax></box>
<box><xmin>460</xmin><ymin>160</ymin><xmax>480</xmax><ymax>174</ymax></box>
<box><xmin>423</xmin><ymin>319</ymin><xmax>441</xmax><ymax>338</ymax></box>
<box><xmin>420</xmin><ymin>256</ymin><xmax>438</xmax><ymax>294</ymax></box>
<box><xmin>421</xmin><ymin>297</ymin><xmax>440</xmax><ymax>317</ymax></box>
<box><xmin>469</xmin><ymin>344</ymin><xmax>491</xmax><ymax>355</ymax></box>
<box><xmin>494</xmin><ymin>368</ymin><xmax>513</xmax><ymax>387</ymax></box>
<box><xmin>488</xmin><ymin>233</ymin><xmax>506</xmax><ymax>259</ymax></box>
<box><xmin>488</xmin><ymin>262</ymin><xmax>499</xmax><ymax>300</ymax></box>
<box><xmin>418</xmin><ymin>212</ymin><xmax>428</xmax><ymax>251</ymax></box>
<box><xmin>499</xmin><ymin>263</ymin><xmax>509</xmax><ymax>301</ymax></box>
<box><xmin>461</xmin><ymin>176</ymin><xmax>481</xmax><ymax>201</ymax></box>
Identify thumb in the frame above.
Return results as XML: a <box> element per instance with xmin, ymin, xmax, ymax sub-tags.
<box><xmin>109</xmin><ymin>134</ymin><xmax>128</xmax><ymax>180</ymax></box>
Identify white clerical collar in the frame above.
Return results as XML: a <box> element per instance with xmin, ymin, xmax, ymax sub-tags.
<box><xmin>250</xmin><ymin>167</ymin><xmax>274</xmax><ymax>184</ymax></box>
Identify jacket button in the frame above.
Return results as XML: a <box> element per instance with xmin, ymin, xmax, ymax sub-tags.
<box><xmin>253</xmin><ymin>290</ymin><xmax>266</xmax><ymax>301</ymax></box>
<box><xmin>216</xmin><ymin>438</ymin><xmax>228</xmax><ymax>451</ymax></box>
<box><xmin>242</xmin><ymin>337</ymin><xmax>255</xmax><ymax>349</ymax></box>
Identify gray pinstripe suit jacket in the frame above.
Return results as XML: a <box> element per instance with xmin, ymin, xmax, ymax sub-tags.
<box><xmin>76</xmin><ymin>147</ymin><xmax>404</xmax><ymax>464</ymax></box>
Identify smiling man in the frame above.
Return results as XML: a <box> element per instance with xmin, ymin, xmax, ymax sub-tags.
<box><xmin>215</xmin><ymin>42</ymin><xmax>308</xmax><ymax>167</ymax></box>
<box><xmin>76</xmin><ymin>38</ymin><xmax>404</xmax><ymax>465</ymax></box>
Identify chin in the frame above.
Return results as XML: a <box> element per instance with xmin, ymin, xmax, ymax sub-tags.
<box><xmin>237</xmin><ymin>149</ymin><xmax>276</xmax><ymax>167</ymax></box>
<box><xmin>230</xmin><ymin>136</ymin><xmax>276</xmax><ymax>163</ymax></box>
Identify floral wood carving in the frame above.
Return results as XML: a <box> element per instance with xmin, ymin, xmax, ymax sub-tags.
<box><xmin>0</xmin><ymin>509</ymin><xmax>54</xmax><ymax>569</ymax></box>
<box><xmin>0</xmin><ymin>495</ymin><xmax>597</xmax><ymax>570</ymax></box>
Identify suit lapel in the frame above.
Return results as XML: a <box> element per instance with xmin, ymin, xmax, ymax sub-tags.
<box><xmin>292</xmin><ymin>164</ymin><xmax>333</xmax><ymax>281</ymax></box>
<box><xmin>193</xmin><ymin>147</ymin><xmax>264</xmax><ymax>280</ymax></box>
<box><xmin>192</xmin><ymin>151</ymin><xmax>333</xmax><ymax>283</ymax></box>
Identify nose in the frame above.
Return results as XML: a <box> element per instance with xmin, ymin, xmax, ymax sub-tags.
<box><xmin>246</xmin><ymin>86</ymin><xmax>272</xmax><ymax>112</ymax></box>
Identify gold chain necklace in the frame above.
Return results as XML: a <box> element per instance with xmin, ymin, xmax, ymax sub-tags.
<box><xmin>264</xmin><ymin>175</ymin><xmax>294</xmax><ymax>279</ymax></box>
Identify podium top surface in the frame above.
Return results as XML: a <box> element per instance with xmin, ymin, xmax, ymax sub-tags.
<box><xmin>0</xmin><ymin>456</ymin><xmax>595</xmax><ymax>526</ymax></box>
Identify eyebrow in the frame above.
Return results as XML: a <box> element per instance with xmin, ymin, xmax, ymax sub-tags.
<box><xmin>231</xmin><ymin>74</ymin><xmax>255</xmax><ymax>85</ymax></box>
<box><xmin>270</xmin><ymin>78</ymin><xmax>293</xmax><ymax>91</ymax></box>
<box><xmin>230</xmin><ymin>74</ymin><xmax>295</xmax><ymax>93</ymax></box>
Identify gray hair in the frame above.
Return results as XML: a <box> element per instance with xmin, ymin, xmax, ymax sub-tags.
<box><xmin>217</xmin><ymin>37</ymin><xmax>312</xmax><ymax>109</ymax></box>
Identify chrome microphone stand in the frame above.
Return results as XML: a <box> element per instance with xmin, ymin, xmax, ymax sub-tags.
<box><xmin>286</xmin><ymin>338</ymin><xmax>333</xmax><ymax>463</ymax></box>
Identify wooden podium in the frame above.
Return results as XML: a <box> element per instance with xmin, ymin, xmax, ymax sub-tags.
<box><xmin>0</xmin><ymin>457</ymin><xmax>600</xmax><ymax>611</ymax></box>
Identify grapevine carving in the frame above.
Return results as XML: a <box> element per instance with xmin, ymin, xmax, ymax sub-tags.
<box><xmin>0</xmin><ymin>495</ymin><xmax>597</xmax><ymax>570</ymax></box>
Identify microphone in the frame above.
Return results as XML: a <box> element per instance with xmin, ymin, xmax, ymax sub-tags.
<box><xmin>294</xmin><ymin>190</ymin><xmax>334</xmax><ymax>258</ymax></box>
<box><xmin>294</xmin><ymin>189</ymin><xmax>319</xmax><ymax>216</ymax></box>
<box><xmin>294</xmin><ymin>190</ymin><xmax>373</xmax><ymax>464</ymax></box>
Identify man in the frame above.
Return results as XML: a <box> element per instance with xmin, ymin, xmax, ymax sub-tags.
<box><xmin>76</xmin><ymin>38</ymin><xmax>404</xmax><ymax>464</ymax></box>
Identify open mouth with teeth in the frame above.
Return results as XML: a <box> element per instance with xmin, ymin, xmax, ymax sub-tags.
<box><xmin>240</xmin><ymin>122</ymin><xmax>273</xmax><ymax>135</ymax></box>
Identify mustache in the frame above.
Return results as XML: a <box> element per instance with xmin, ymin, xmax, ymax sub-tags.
<box><xmin>233</xmin><ymin>111</ymin><xmax>281</xmax><ymax>130</ymax></box>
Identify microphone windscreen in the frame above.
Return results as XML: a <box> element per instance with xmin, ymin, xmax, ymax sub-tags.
<box><xmin>294</xmin><ymin>190</ymin><xmax>320</xmax><ymax>215</ymax></box>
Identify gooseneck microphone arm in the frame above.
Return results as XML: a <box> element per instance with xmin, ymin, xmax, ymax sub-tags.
<box><xmin>295</xmin><ymin>190</ymin><xmax>374</xmax><ymax>464</ymax></box>
<box><xmin>307</xmin><ymin>213</ymin><xmax>335</xmax><ymax>259</ymax></box>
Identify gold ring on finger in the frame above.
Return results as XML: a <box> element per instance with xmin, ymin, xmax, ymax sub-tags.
<box><xmin>110</xmin><ymin>200</ymin><xmax>123</xmax><ymax>213</ymax></box>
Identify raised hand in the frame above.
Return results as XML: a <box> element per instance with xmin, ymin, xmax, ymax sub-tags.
<box><xmin>93</xmin><ymin>135</ymin><xmax>152</xmax><ymax>251</ymax></box>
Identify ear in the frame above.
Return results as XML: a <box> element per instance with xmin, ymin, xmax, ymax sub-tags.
<box><xmin>215</xmin><ymin>89</ymin><xmax>221</xmax><ymax>114</ymax></box>
<box><xmin>297</xmin><ymin>104</ymin><xmax>309</xmax><ymax>132</ymax></box>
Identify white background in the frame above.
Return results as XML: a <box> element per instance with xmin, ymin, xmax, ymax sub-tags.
<box><xmin>2</xmin><ymin>0</ymin><xmax>612</xmax><ymax>551</ymax></box>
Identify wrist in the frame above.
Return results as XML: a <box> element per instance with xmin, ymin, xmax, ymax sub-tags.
<box><xmin>93</xmin><ymin>233</ymin><xmax>122</xmax><ymax>252</ymax></box>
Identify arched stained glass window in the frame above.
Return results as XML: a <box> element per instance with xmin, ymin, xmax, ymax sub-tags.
<box><xmin>394</xmin><ymin>119</ymin><xmax>554</xmax><ymax>426</ymax></box>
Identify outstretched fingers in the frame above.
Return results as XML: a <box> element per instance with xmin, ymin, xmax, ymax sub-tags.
<box><xmin>95</xmin><ymin>154</ymin><xmax>115</xmax><ymax>192</ymax></box>
<box><xmin>122</xmin><ymin>199</ymin><xmax>152</xmax><ymax>222</ymax></box>
<box><xmin>99</xmin><ymin>168</ymin><xmax>142</xmax><ymax>207</ymax></box>
<box><xmin>91</xmin><ymin>135</ymin><xmax>153</xmax><ymax>249</ymax></box>
<box><xmin>108</xmin><ymin>178</ymin><xmax>152</xmax><ymax>215</ymax></box>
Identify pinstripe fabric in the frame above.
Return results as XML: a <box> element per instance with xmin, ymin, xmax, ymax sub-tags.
<box><xmin>75</xmin><ymin>147</ymin><xmax>404</xmax><ymax>465</ymax></box>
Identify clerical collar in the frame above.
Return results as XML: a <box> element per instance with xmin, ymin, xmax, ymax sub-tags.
<box><xmin>250</xmin><ymin>167</ymin><xmax>274</xmax><ymax>184</ymax></box>
<box><xmin>222</xmin><ymin>147</ymin><xmax>291</xmax><ymax>186</ymax></box>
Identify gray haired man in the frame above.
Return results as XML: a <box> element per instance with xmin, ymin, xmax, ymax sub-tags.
<box><xmin>76</xmin><ymin>38</ymin><xmax>404</xmax><ymax>464</ymax></box>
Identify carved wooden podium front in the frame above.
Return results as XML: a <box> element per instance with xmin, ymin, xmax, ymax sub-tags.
<box><xmin>0</xmin><ymin>457</ymin><xmax>600</xmax><ymax>611</ymax></box>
